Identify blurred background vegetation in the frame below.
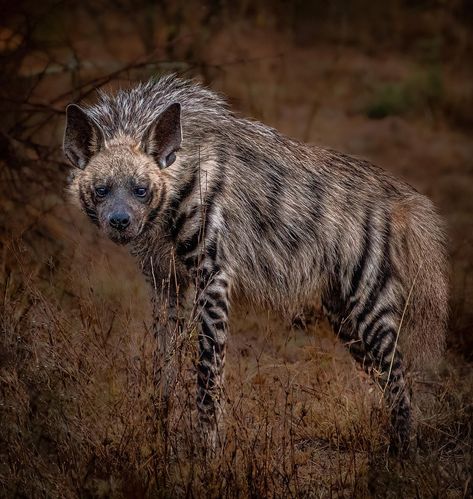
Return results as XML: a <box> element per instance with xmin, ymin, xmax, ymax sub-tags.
<box><xmin>1</xmin><ymin>1</ymin><xmax>472</xmax><ymax>497</ymax></box>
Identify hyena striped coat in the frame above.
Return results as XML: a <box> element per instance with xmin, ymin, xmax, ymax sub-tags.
<box><xmin>64</xmin><ymin>75</ymin><xmax>448</xmax><ymax>453</ymax></box>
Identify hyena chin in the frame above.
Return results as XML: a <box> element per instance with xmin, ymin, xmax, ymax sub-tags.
<box><xmin>64</xmin><ymin>74</ymin><xmax>448</xmax><ymax>455</ymax></box>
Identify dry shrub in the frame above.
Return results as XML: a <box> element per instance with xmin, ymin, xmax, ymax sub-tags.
<box><xmin>1</xmin><ymin>234</ymin><xmax>472</xmax><ymax>497</ymax></box>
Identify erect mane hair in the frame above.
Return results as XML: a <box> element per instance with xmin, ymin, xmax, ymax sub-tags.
<box><xmin>85</xmin><ymin>74</ymin><xmax>231</xmax><ymax>142</ymax></box>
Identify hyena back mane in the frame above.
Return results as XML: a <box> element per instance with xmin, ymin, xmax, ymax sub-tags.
<box><xmin>86</xmin><ymin>75</ymin><xmax>232</xmax><ymax>145</ymax></box>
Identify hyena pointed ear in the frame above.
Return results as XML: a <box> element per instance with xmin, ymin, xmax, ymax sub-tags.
<box><xmin>141</xmin><ymin>102</ymin><xmax>182</xmax><ymax>169</ymax></box>
<box><xmin>63</xmin><ymin>104</ymin><xmax>104</xmax><ymax>169</ymax></box>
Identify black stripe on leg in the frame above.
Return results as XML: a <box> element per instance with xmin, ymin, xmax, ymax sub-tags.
<box><xmin>366</xmin><ymin>325</ymin><xmax>393</xmax><ymax>349</ymax></box>
<box><xmin>201</xmin><ymin>319</ymin><xmax>224</xmax><ymax>355</ymax></box>
<box><xmin>206</xmin><ymin>308</ymin><xmax>224</xmax><ymax>321</ymax></box>
<box><xmin>197</xmin><ymin>387</ymin><xmax>213</xmax><ymax>406</ymax></box>
<box><xmin>214</xmin><ymin>321</ymin><xmax>226</xmax><ymax>331</ymax></box>
<box><xmin>197</xmin><ymin>362</ymin><xmax>214</xmax><ymax>399</ymax></box>
<box><xmin>370</xmin><ymin>329</ymin><xmax>395</xmax><ymax>359</ymax></box>
<box><xmin>360</xmin><ymin>305</ymin><xmax>395</xmax><ymax>339</ymax></box>
<box><xmin>348</xmin><ymin>210</ymin><xmax>373</xmax><ymax>300</ymax></box>
<box><xmin>355</xmin><ymin>220</ymin><xmax>393</xmax><ymax>326</ymax></box>
<box><xmin>215</xmin><ymin>300</ymin><xmax>228</xmax><ymax>314</ymax></box>
<box><xmin>206</xmin><ymin>291</ymin><xmax>222</xmax><ymax>302</ymax></box>
<box><xmin>201</xmin><ymin>319</ymin><xmax>213</xmax><ymax>341</ymax></box>
<box><xmin>363</xmin><ymin>321</ymin><xmax>386</xmax><ymax>346</ymax></box>
<box><xmin>199</xmin><ymin>339</ymin><xmax>214</xmax><ymax>365</ymax></box>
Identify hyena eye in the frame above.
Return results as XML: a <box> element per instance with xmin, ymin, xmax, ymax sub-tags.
<box><xmin>95</xmin><ymin>186</ymin><xmax>109</xmax><ymax>197</ymax></box>
<box><xmin>134</xmin><ymin>187</ymin><xmax>148</xmax><ymax>198</ymax></box>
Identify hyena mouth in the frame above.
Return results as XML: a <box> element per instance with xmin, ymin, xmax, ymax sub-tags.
<box><xmin>109</xmin><ymin>231</ymin><xmax>133</xmax><ymax>245</ymax></box>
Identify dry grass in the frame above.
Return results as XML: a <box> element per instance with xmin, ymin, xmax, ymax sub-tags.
<box><xmin>1</xmin><ymin>228</ymin><xmax>472</xmax><ymax>497</ymax></box>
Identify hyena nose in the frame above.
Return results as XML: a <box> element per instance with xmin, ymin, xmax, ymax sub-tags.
<box><xmin>109</xmin><ymin>212</ymin><xmax>130</xmax><ymax>231</ymax></box>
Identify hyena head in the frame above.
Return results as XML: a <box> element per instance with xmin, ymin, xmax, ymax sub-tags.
<box><xmin>63</xmin><ymin>102</ymin><xmax>181</xmax><ymax>245</ymax></box>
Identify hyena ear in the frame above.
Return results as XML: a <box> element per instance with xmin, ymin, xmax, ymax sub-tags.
<box><xmin>141</xmin><ymin>102</ymin><xmax>182</xmax><ymax>169</ymax></box>
<box><xmin>63</xmin><ymin>104</ymin><xmax>104</xmax><ymax>169</ymax></box>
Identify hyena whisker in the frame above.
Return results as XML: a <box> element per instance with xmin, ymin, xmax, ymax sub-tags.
<box><xmin>64</xmin><ymin>74</ymin><xmax>448</xmax><ymax>455</ymax></box>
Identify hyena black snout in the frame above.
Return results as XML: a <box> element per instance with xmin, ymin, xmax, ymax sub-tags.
<box><xmin>109</xmin><ymin>211</ymin><xmax>131</xmax><ymax>231</ymax></box>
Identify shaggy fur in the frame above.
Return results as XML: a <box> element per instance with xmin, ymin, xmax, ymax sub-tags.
<box><xmin>64</xmin><ymin>74</ymin><xmax>448</xmax><ymax>452</ymax></box>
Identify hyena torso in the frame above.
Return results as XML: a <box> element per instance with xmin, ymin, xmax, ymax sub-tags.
<box><xmin>64</xmin><ymin>75</ymin><xmax>448</xmax><ymax>453</ymax></box>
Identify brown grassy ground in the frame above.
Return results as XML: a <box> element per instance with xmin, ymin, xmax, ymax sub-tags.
<box><xmin>1</xmin><ymin>2</ymin><xmax>473</xmax><ymax>497</ymax></box>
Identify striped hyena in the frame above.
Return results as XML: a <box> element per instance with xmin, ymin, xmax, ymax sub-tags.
<box><xmin>64</xmin><ymin>75</ymin><xmax>448</xmax><ymax>453</ymax></box>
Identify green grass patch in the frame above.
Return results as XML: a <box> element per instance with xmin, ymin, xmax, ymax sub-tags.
<box><xmin>365</xmin><ymin>67</ymin><xmax>444</xmax><ymax>119</ymax></box>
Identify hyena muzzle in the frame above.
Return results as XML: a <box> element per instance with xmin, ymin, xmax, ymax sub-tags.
<box><xmin>64</xmin><ymin>75</ymin><xmax>448</xmax><ymax>454</ymax></box>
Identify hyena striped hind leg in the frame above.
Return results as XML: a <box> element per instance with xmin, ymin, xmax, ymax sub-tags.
<box><xmin>323</xmin><ymin>299</ymin><xmax>412</xmax><ymax>454</ymax></box>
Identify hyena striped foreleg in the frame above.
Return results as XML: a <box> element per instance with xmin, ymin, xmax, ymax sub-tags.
<box><xmin>193</xmin><ymin>256</ymin><xmax>229</xmax><ymax>449</ymax></box>
<box><xmin>151</xmin><ymin>274</ymin><xmax>187</xmax><ymax>414</ymax></box>
<box><xmin>324</xmin><ymin>298</ymin><xmax>412</xmax><ymax>454</ymax></box>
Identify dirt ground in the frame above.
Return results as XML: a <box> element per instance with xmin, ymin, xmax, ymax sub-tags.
<box><xmin>1</xmin><ymin>2</ymin><xmax>473</xmax><ymax>497</ymax></box>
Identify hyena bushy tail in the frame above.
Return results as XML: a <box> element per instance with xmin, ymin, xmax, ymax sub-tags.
<box><xmin>398</xmin><ymin>195</ymin><xmax>448</xmax><ymax>372</ymax></box>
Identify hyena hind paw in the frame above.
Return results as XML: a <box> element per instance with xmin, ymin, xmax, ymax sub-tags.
<box><xmin>389</xmin><ymin>422</ymin><xmax>412</xmax><ymax>458</ymax></box>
